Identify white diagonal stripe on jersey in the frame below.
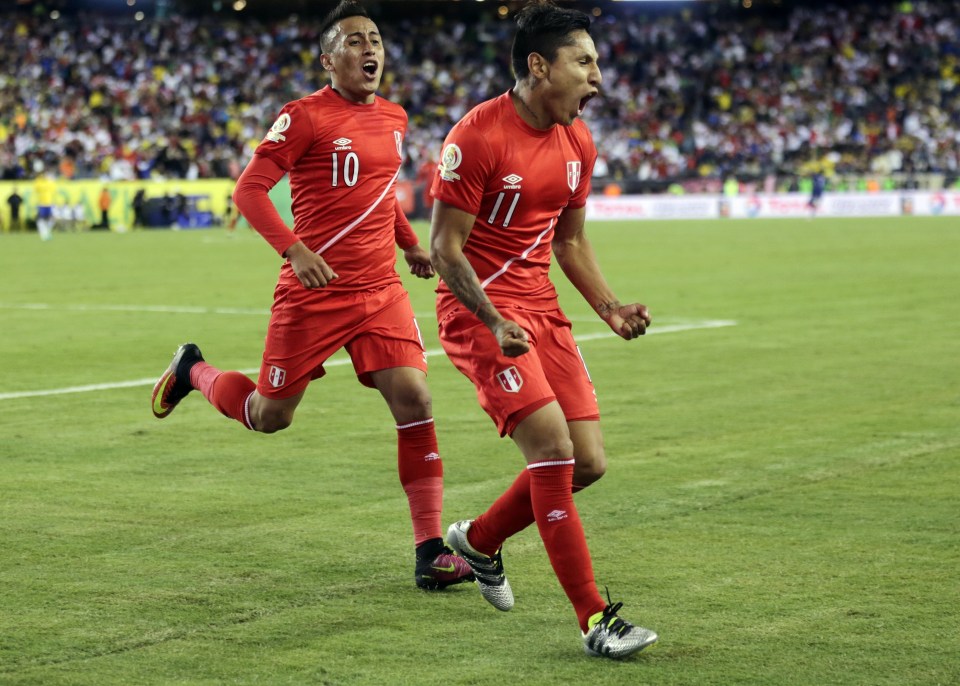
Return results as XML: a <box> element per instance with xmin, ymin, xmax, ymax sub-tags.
<box><xmin>314</xmin><ymin>164</ymin><xmax>402</xmax><ymax>256</ymax></box>
<box><xmin>480</xmin><ymin>216</ymin><xmax>555</xmax><ymax>290</ymax></box>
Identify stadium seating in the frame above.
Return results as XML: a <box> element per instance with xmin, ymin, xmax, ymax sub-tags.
<box><xmin>1</xmin><ymin>1</ymin><xmax>957</xmax><ymax>193</ymax></box>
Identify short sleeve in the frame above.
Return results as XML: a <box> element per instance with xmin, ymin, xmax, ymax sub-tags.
<box><xmin>253</xmin><ymin>100</ymin><xmax>315</xmax><ymax>172</ymax></box>
<box><xmin>430</xmin><ymin>123</ymin><xmax>494</xmax><ymax>218</ymax></box>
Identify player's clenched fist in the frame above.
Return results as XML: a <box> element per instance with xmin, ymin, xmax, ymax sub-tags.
<box><xmin>493</xmin><ymin>319</ymin><xmax>530</xmax><ymax>357</ymax></box>
<box><xmin>285</xmin><ymin>241</ymin><xmax>338</xmax><ymax>289</ymax></box>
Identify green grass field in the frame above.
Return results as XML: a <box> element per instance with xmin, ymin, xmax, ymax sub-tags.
<box><xmin>1</xmin><ymin>217</ymin><xmax>958</xmax><ymax>685</ymax></box>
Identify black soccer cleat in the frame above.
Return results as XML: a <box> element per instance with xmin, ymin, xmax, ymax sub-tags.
<box><xmin>151</xmin><ymin>343</ymin><xmax>204</xmax><ymax>418</ymax></box>
<box><xmin>415</xmin><ymin>537</ymin><xmax>476</xmax><ymax>590</ymax></box>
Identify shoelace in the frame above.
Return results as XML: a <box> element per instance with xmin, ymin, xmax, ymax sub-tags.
<box><xmin>597</xmin><ymin>588</ymin><xmax>633</xmax><ymax>638</ymax></box>
<box><xmin>465</xmin><ymin>548</ymin><xmax>504</xmax><ymax>580</ymax></box>
<box><xmin>489</xmin><ymin>549</ymin><xmax>505</xmax><ymax>574</ymax></box>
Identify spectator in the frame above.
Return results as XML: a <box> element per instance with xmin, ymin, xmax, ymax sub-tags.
<box><xmin>33</xmin><ymin>171</ymin><xmax>56</xmax><ymax>241</ymax></box>
<box><xmin>132</xmin><ymin>189</ymin><xmax>147</xmax><ymax>228</ymax></box>
<box><xmin>6</xmin><ymin>187</ymin><xmax>22</xmax><ymax>231</ymax></box>
<box><xmin>94</xmin><ymin>187</ymin><xmax>111</xmax><ymax>229</ymax></box>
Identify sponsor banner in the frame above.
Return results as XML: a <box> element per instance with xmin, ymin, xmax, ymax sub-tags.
<box><xmin>729</xmin><ymin>195</ymin><xmax>809</xmax><ymax>218</ymax></box>
<box><xmin>585</xmin><ymin>191</ymin><xmax>960</xmax><ymax>221</ymax></box>
<box><xmin>822</xmin><ymin>193</ymin><xmax>901</xmax><ymax>217</ymax></box>
<box><xmin>0</xmin><ymin>179</ymin><xmax>238</xmax><ymax>231</ymax></box>
<box><xmin>905</xmin><ymin>191</ymin><xmax>960</xmax><ymax>216</ymax></box>
<box><xmin>729</xmin><ymin>193</ymin><xmax>902</xmax><ymax>218</ymax></box>
<box><xmin>586</xmin><ymin>195</ymin><xmax>718</xmax><ymax>221</ymax></box>
<box><xmin>5</xmin><ymin>183</ymin><xmax>959</xmax><ymax>230</ymax></box>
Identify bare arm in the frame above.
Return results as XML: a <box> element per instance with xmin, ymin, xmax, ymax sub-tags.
<box><xmin>552</xmin><ymin>207</ymin><xmax>651</xmax><ymax>339</ymax></box>
<box><xmin>429</xmin><ymin>200</ymin><xmax>529</xmax><ymax>357</ymax></box>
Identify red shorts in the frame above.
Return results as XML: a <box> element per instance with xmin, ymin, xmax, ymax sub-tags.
<box><xmin>258</xmin><ymin>281</ymin><xmax>427</xmax><ymax>399</ymax></box>
<box><xmin>438</xmin><ymin>305</ymin><xmax>599</xmax><ymax>436</ymax></box>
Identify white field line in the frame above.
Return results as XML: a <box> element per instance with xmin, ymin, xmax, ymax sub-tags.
<box><xmin>0</xmin><ymin>319</ymin><xmax>736</xmax><ymax>402</ymax></box>
<box><xmin>0</xmin><ymin>302</ymin><xmax>270</xmax><ymax>316</ymax></box>
<box><xmin>5</xmin><ymin>302</ymin><xmax>717</xmax><ymax>324</ymax></box>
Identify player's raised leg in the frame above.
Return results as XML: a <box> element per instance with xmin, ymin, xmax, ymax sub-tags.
<box><xmin>152</xmin><ymin>343</ymin><xmax>303</xmax><ymax>433</ymax></box>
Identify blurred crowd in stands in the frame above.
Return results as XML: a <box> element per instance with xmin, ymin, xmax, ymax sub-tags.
<box><xmin>1</xmin><ymin>0</ymin><xmax>958</xmax><ymax>193</ymax></box>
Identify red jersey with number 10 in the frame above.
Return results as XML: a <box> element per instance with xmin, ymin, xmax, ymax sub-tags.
<box><xmin>254</xmin><ymin>85</ymin><xmax>408</xmax><ymax>292</ymax></box>
<box><xmin>431</xmin><ymin>91</ymin><xmax>597</xmax><ymax>317</ymax></box>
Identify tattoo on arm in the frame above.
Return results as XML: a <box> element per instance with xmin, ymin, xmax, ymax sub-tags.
<box><xmin>443</xmin><ymin>261</ymin><xmax>500</xmax><ymax>326</ymax></box>
<box><xmin>595</xmin><ymin>300</ymin><xmax>622</xmax><ymax>319</ymax></box>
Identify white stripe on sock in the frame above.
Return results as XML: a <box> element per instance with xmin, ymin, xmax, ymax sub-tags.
<box><xmin>243</xmin><ymin>391</ymin><xmax>255</xmax><ymax>430</ymax></box>
<box><xmin>396</xmin><ymin>417</ymin><xmax>435</xmax><ymax>430</ymax></box>
<box><xmin>526</xmin><ymin>459</ymin><xmax>575</xmax><ymax>470</ymax></box>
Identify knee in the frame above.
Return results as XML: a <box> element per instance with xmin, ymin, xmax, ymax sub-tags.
<box><xmin>573</xmin><ymin>435</ymin><xmax>607</xmax><ymax>486</ymax></box>
<box><xmin>574</xmin><ymin>453</ymin><xmax>607</xmax><ymax>487</ymax></box>
<box><xmin>537</xmin><ymin>435</ymin><xmax>575</xmax><ymax>463</ymax></box>
<box><xmin>254</xmin><ymin>407</ymin><xmax>294</xmax><ymax>434</ymax></box>
<box><xmin>391</xmin><ymin>385</ymin><xmax>433</xmax><ymax>423</ymax></box>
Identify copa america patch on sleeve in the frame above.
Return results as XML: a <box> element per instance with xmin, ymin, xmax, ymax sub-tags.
<box><xmin>439</xmin><ymin>143</ymin><xmax>462</xmax><ymax>181</ymax></box>
<box><xmin>265</xmin><ymin>113</ymin><xmax>291</xmax><ymax>143</ymax></box>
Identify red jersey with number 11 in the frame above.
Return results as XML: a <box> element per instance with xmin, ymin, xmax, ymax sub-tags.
<box><xmin>254</xmin><ymin>85</ymin><xmax>408</xmax><ymax>292</ymax></box>
<box><xmin>431</xmin><ymin>91</ymin><xmax>597</xmax><ymax>317</ymax></box>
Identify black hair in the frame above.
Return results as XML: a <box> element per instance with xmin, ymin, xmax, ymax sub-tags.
<box><xmin>320</xmin><ymin>1</ymin><xmax>371</xmax><ymax>52</ymax></box>
<box><xmin>511</xmin><ymin>1</ymin><xmax>592</xmax><ymax>79</ymax></box>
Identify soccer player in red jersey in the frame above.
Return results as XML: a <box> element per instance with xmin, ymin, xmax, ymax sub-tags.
<box><xmin>151</xmin><ymin>1</ymin><xmax>473</xmax><ymax>592</ymax></box>
<box><xmin>429</xmin><ymin>1</ymin><xmax>658</xmax><ymax>658</ymax></box>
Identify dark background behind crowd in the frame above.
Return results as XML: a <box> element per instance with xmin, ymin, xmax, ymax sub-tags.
<box><xmin>2</xmin><ymin>0</ymin><xmax>958</xmax><ymax>194</ymax></box>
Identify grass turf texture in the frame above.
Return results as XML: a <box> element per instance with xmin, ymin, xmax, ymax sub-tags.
<box><xmin>0</xmin><ymin>217</ymin><xmax>957</xmax><ymax>685</ymax></box>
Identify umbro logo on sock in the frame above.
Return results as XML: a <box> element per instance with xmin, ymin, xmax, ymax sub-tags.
<box><xmin>547</xmin><ymin>509</ymin><xmax>568</xmax><ymax>522</ymax></box>
<box><xmin>424</xmin><ymin>452</ymin><xmax>440</xmax><ymax>461</ymax></box>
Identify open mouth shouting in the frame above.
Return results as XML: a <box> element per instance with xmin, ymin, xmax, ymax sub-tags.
<box><xmin>362</xmin><ymin>60</ymin><xmax>379</xmax><ymax>78</ymax></box>
<box><xmin>578</xmin><ymin>91</ymin><xmax>598</xmax><ymax>116</ymax></box>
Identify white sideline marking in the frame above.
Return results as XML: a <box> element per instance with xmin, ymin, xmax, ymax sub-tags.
<box><xmin>0</xmin><ymin>302</ymin><xmax>270</xmax><ymax>316</ymax></box>
<box><xmin>0</xmin><ymin>302</ymin><xmax>721</xmax><ymax>324</ymax></box>
<box><xmin>0</xmin><ymin>320</ymin><xmax>736</xmax><ymax>402</ymax></box>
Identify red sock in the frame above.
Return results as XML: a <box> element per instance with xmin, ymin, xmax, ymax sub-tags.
<box><xmin>529</xmin><ymin>460</ymin><xmax>606</xmax><ymax>631</ymax></box>
<box><xmin>467</xmin><ymin>469</ymin><xmax>586</xmax><ymax>555</ymax></box>
<box><xmin>468</xmin><ymin>474</ymin><xmax>591</xmax><ymax>556</ymax></box>
<box><xmin>191</xmin><ymin>362</ymin><xmax>255</xmax><ymax>429</ymax></box>
<box><xmin>190</xmin><ymin>362</ymin><xmax>218</xmax><ymax>400</ymax></box>
<box><xmin>468</xmin><ymin>470</ymin><xmax>534</xmax><ymax>556</ymax></box>
<box><xmin>397</xmin><ymin>418</ymin><xmax>444</xmax><ymax>546</ymax></box>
